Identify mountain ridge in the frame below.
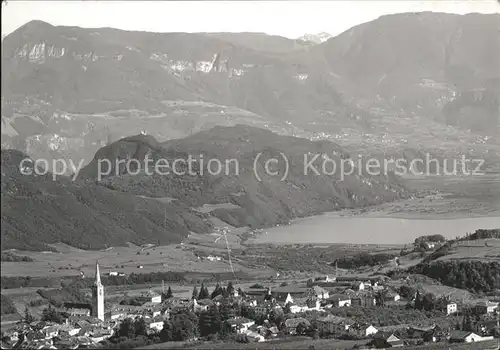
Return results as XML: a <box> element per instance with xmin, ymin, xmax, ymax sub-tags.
<box><xmin>1</xmin><ymin>126</ymin><xmax>411</xmax><ymax>250</ymax></box>
<box><xmin>1</xmin><ymin>12</ymin><xmax>499</xmax><ymax>176</ymax></box>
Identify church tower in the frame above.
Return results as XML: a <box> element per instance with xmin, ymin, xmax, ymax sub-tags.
<box><xmin>91</xmin><ymin>261</ymin><xmax>105</xmax><ymax>321</ymax></box>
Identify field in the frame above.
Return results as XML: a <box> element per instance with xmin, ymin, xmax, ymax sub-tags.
<box><xmin>139</xmin><ymin>338</ymin><xmax>500</xmax><ymax>350</ymax></box>
<box><xmin>342</xmin><ymin>175</ymin><xmax>500</xmax><ymax>219</ymax></box>
<box><xmin>438</xmin><ymin>239</ymin><xmax>500</xmax><ymax>262</ymax></box>
<box><xmin>140</xmin><ymin>338</ymin><xmax>363</xmax><ymax>349</ymax></box>
<box><xmin>1</xmin><ymin>239</ymin><xmax>268</xmax><ymax>278</ymax></box>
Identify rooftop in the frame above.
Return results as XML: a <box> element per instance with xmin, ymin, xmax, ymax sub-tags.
<box><xmin>450</xmin><ymin>330</ymin><xmax>475</xmax><ymax>340</ymax></box>
<box><xmin>329</xmin><ymin>293</ymin><xmax>351</xmax><ymax>301</ymax></box>
<box><xmin>227</xmin><ymin>317</ymin><xmax>254</xmax><ymax>325</ymax></box>
<box><xmin>317</xmin><ymin>314</ymin><xmax>348</xmax><ymax>324</ymax></box>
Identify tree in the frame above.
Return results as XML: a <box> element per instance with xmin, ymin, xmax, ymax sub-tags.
<box><xmin>220</xmin><ymin>300</ymin><xmax>235</xmax><ymax>321</ymax></box>
<box><xmin>41</xmin><ymin>305</ymin><xmax>63</xmax><ymax>323</ymax></box>
<box><xmin>283</xmin><ymin>303</ymin><xmax>291</xmax><ymax>315</ymax></box>
<box><xmin>211</xmin><ymin>283</ymin><xmax>224</xmax><ymax>299</ymax></box>
<box><xmin>171</xmin><ymin>313</ymin><xmax>197</xmax><ymax>341</ymax></box>
<box><xmin>192</xmin><ymin>286</ymin><xmax>199</xmax><ymax>300</ymax></box>
<box><xmin>269</xmin><ymin>308</ymin><xmax>284</xmax><ymax>327</ymax></box>
<box><xmin>296</xmin><ymin>322</ymin><xmax>308</xmax><ymax>335</ymax></box>
<box><xmin>198</xmin><ymin>284</ymin><xmax>209</xmax><ymax>300</ymax></box>
<box><xmin>414</xmin><ymin>291</ymin><xmax>422</xmax><ymax>310</ymax></box>
<box><xmin>134</xmin><ymin>318</ymin><xmax>148</xmax><ymax>337</ymax></box>
<box><xmin>118</xmin><ymin>318</ymin><xmax>136</xmax><ymax>338</ymax></box>
<box><xmin>23</xmin><ymin>306</ymin><xmax>34</xmax><ymax>324</ymax></box>
<box><xmin>166</xmin><ymin>286</ymin><xmax>173</xmax><ymax>299</ymax></box>
<box><xmin>160</xmin><ymin>320</ymin><xmax>174</xmax><ymax>341</ymax></box>
<box><xmin>375</xmin><ymin>291</ymin><xmax>386</xmax><ymax>307</ymax></box>
<box><xmin>421</xmin><ymin>293</ymin><xmax>436</xmax><ymax>311</ymax></box>
<box><xmin>398</xmin><ymin>285</ymin><xmax>416</xmax><ymax>299</ymax></box>
<box><xmin>199</xmin><ymin>305</ymin><xmax>222</xmax><ymax>337</ymax></box>
<box><xmin>226</xmin><ymin>281</ymin><xmax>235</xmax><ymax>296</ymax></box>
<box><xmin>0</xmin><ymin>295</ymin><xmax>17</xmax><ymax>315</ymax></box>
<box><xmin>462</xmin><ymin>315</ymin><xmax>473</xmax><ymax>332</ymax></box>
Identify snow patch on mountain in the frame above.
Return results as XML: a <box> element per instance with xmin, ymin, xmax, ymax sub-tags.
<box><xmin>14</xmin><ymin>42</ymin><xmax>66</xmax><ymax>62</ymax></box>
<box><xmin>298</xmin><ymin>32</ymin><xmax>332</xmax><ymax>44</ymax></box>
<box><xmin>294</xmin><ymin>74</ymin><xmax>309</xmax><ymax>81</ymax></box>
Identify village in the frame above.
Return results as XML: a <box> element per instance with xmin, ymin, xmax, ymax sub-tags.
<box><xmin>2</xmin><ymin>259</ymin><xmax>499</xmax><ymax>349</ymax></box>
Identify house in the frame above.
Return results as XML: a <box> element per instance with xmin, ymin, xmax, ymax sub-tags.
<box><xmin>353</xmin><ymin>282</ymin><xmax>365</xmax><ymax>291</ymax></box>
<box><xmin>384</xmin><ymin>291</ymin><xmax>401</xmax><ymax>302</ymax></box>
<box><xmin>63</xmin><ymin>303</ymin><xmax>92</xmax><ymax>317</ymax></box>
<box><xmin>289</xmin><ymin>298</ymin><xmax>321</xmax><ymax>313</ymax></box>
<box><xmin>141</xmin><ymin>302</ymin><xmax>163</xmax><ymax>317</ymax></box>
<box><xmin>315</xmin><ymin>275</ymin><xmax>336</xmax><ymax>283</ymax></box>
<box><xmin>363</xmin><ymin>325</ymin><xmax>379</xmax><ymax>337</ymax></box>
<box><xmin>253</xmin><ymin>301</ymin><xmax>275</xmax><ymax>316</ymax></box>
<box><xmin>349</xmin><ymin>323</ymin><xmax>378</xmax><ymax>337</ymax></box>
<box><xmin>41</xmin><ymin>325</ymin><xmax>59</xmax><ymax>339</ymax></box>
<box><xmin>227</xmin><ymin>317</ymin><xmax>255</xmax><ymax>334</ymax></box>
<box><xmin>449</xmin><ymin>330</ymin><xmax>489</xmax><ymax>343</ymax></box>
<box><xmin>58</xmin><ymin>322</ymin><xmax>82</xmax><ymax>337</ymax></box>
<box><xmin>206</xmin><ymin>255</ymin><xmax>222</xmax><ymax>261</ymax></box>
<box><xmin>140</xmin><ymin>290</ymin><xmax>162</xmax><ymax>304</ymax></box>
<box><xmin>446</xmin><ymin>303</ymin><xmax>458</xmax><ymax>315</ymax></box>
<box><xmin>475</xmin><ymin>301</ymin><xmax>498</xmax><ymax>315</ymax></box>
<box><xmin>211</xmin><ymin>294</ymin><xmax>225</xmax><ymax>305</ymax></box>
<box><xmin>89</xmin><ymin>328</ymin><xmax>114</xmax><ymax>343</ymax></box>
<box><xmin>275</xmin><ymin>292</ymin><xmax>294</xmax><ymax>305</ymax></box>
<box><xmin>260</xmin><ymin>325</ymin><xmax>279</xmax><ymax>338</ymax></box>
<box><xmin>245</xmin><ymin>288</ymin><xmax>273</xmax><ymax>303</ymax></box>
<box><xmin>242</xmin><ymin>329</ymin><xmax>265</xmax><ymax>342</ymax></box>
<box><xmin>369</xmin><ymin>332</ymin><xmax>404</xmax><ymax>348</ymax></box>
<box><xmin>146</xmin><ymin>316</ymin><xmax>164</xmax><ymax>332</ymax></box>
<box><xmin>316</xmin><ymin>315</ymin><xmax>351</xmax><ymax>335</ymax></box>
<box><xmin>329</xmin><ymin>294</ymin><xmax>351</xmax><ymax>307</ymax></box>
<box><xmin>110</xmin><ymin>305</ymin><xmax>144</xmax><ymax>319</ymax></box>
<box><xmin>308</xmin><ymin>286</ymin><xmax>330</xmax><ymax>299</ymax></box>
<box><xmin>408</xmin><ymin>325</ymin><xmax>439</xmax><ymax>341</ymax></box>
<box><xmin>192</xmin><ymin>299</ymin><xmax>213</xmax><ymax>313</ymax></box>
<box><xmin>284</xmin><ymin>317</ymin><xmax>310</xmax><ymax>335</ymax></box>
<box><xmin>423</xmin><ymin>242</ymin><xmax>435</xmax><ymax>250</ymax></box>
<box><xmin>351</xmin><ymin>295</ymin><xmax>376</xmax><ymax>307</ymax></box>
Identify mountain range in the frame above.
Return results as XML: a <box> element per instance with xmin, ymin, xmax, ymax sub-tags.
<box><xmin>1</xmin><ymin>12</ymin><xmax>499</xmax><ymax>174</ymax></box>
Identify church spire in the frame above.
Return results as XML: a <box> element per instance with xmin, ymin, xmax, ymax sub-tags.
<box><xmin>92</xmin><ymin>260</ymin><xmax>105</xmax><ymax>321</ymax></box>
<box><xmin>95</xmin><ymin>261</ymin><xmax>101</xmax><ymax>285</ymax></box>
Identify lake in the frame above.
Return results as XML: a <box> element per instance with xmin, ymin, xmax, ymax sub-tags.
<box><xmin>250</xmin><ymin>214</ymin><xmax>500</xmax><ymax>245</ymax></box>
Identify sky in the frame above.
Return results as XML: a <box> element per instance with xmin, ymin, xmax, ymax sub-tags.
<box><xmin>2</xmin><ymin>1</ymin><xmax>499</xmax><ymax>39</ymax></box>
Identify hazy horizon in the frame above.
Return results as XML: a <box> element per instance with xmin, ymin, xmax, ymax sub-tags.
<box><xmin>2</xmin><ymin>1</ymin><xmax>499</xmax><ymax>39</ymax></box>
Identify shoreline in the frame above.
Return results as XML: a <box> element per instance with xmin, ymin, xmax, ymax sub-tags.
<box><xmin>246</xmin><ymin>204</ymin><xmax>500</xmax><ymax>245</ymax></box>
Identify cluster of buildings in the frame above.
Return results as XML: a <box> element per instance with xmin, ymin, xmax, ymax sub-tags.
<box><xmin>1</xmin><ymin>263</ymin><xmax>169</xmax><ymax>349</ymax></box>
<box><xmin>2</xmin><ymin>265</ymin><xmax>499</xmax><ymax>349</ymax></box>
